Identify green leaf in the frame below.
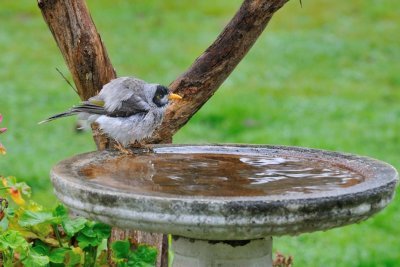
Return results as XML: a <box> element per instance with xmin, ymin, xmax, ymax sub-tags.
<box><xmin>76</xmin><ymin>232</ymin><xmax>100</xmax><ymax>250</ymax></box>
<box><xmin>31</xmin><ymin>223</ymin><xmax>53</xmax><ymax>240</ymax></box>
<box><xmin>49</xmin><ymin>247</ymin><xmax>70</xmax><ymax>263</ymax></box>
<box><xmin>62</xmin><ymin>217</ymin><xmax>87</xmax><ymax>236</ymax></box>
<box><xmin>52</xmin><ymin>204</ymin><xmax>68</xmax><ymax>218</ymax></box>
<box><xmin>128</xmin><ymin>245</ymin><xmax>157</xmax><ymax>266</ymax></box>
<box><xmin>19</xmin><ymin>211</ymin><xmax>59</xmax><ymax>227</ymax></box>
<box><xmin>65</xmin><ymin>248</ymin><xmax>83</xmax><ymax>267</ymax></box>
<box><xmin>22</xmin><ymin>250</ymin><xmax>50</xmax><ymax>267</ymax></box>
<box><xmin>5</xmin><ymin>206</ymin><xmax>15</xmax><ymax>217</ymax></box>
<box><xmin>93</xmin><ymin>222</ymin><xmax>111</xmax><ymax>239</ymax></box>
<box><xmin>0</xmin><ymin>230</ymin><xmax>29</xmax><ymax>251</ymax></box>
<box><xmin>112</xmin><ymin>240</ymin><xmax>130</xmax><ymax>259</ymax></box>
<box><xmin>97</xmin><ymin>237</ymin><xmax>108</xmax><ymax>252</ymax></box>
<box><xmin>3</xmin><ymin>176</ymin><xmax>31</xmax><ymax>198</ymax></box>
<box><xmin>80</xmin><ymin>225</ymin><xmax>97</xmax><ymax>238</ymax></box>
<box><xmin>76</xmin><ymin>222</ymin><xmax>111</xmax><ymax>249</ymax></box>
<box><xmin>0</xmin><ymin>213</ymin><xmax>9</xmax><ymax>231</ymax></box>
<box><xmin>32</xmin><ymin>240</ymin><xmax>50</xmax><ymax>256</ymax></box>
<box><xmin>111</xmin><ymin>242</ymin><xmax>157</xmax><ymax>267</ymax></box>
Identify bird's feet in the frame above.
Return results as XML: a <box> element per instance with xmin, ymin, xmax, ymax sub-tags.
<box><xmin>113</xmin><ymin>141</ymin><xmax>133</xmax><ymax>155</ymax></box>
<box><xmin>113</xmin><ymin>141</ymin><xmax>153</xmax><ymax>155</ymax></box>
<box><xmin>128</xmin><ymin>142</ymin><xmax>154</xmax><ymax>153</ymax></box>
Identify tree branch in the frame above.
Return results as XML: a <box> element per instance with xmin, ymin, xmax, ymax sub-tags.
<box><xmin>148</xmin><ymin>0</ymin><xmax>289</xmax><ymax>143</ymax></box>
<box><xmin>38</xmin><ymin>0</ymin><xmax>116</xmax><ymax>150</ymax></box>
<box><xmin>38</xmin><ymin>0</ymin><xmax>116</xmax><ymax>101</ymax></box>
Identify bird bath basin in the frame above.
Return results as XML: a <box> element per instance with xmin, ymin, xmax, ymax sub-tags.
<box><xmin>51</xmin><ymin>144</ymin><xmax>398</xmax><ymax>266</ymax></box>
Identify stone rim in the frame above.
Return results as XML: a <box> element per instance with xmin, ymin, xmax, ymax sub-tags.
<box><xmin>51</xmin><ymin>144</ymin><xmax>398</xmax><ymax>239</ymax></box>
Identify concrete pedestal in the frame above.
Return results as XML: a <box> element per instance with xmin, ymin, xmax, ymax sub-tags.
<box><xmin>172</xmin><ymin>236</ymin><xmax>273</xmax><ymax>267</ymax></box>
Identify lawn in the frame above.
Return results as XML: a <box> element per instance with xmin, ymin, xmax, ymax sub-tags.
<box><xmin>0</xmin><ymin>0</ymin><xmax>399</xmax><ymax>266</ymax></box>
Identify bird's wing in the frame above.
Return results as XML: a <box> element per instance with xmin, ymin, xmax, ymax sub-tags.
<box><xmin>92</xmin><ymin>77</ymin><xmax>150</xmax><ymax>117</ymax></box>
<box><xmin>106</xmin><ymin>94</ymin><xmax>150</xmax><ymax>117</ymax></box>
<box><xmin>72</xmin><ymin>102</ymin><xmax>107</xmax><ymax>115</ymax></box>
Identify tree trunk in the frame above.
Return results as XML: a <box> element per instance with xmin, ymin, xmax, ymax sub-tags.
<box><xmin>37</xmin><ymin>0</ymin><xmax>288</xmax><ymax>266</ymax></box>
<box><xmin>37</xmin><ymin>0</ymin><xmax>116</xmax><ymax>150</ymax></box>
<box><xmin>37</xmin><ymin>0</ymin><xmax>116</xmax><ymax>100</ymax></box>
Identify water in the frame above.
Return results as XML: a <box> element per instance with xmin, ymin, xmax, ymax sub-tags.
<box><xmin>79</xmin><ymin>153</ymin><xmax>365</xmax><ymax>197</ymax></box>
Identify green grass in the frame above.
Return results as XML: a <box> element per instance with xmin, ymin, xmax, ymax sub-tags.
<box><xmin>1</xmin><ymin>0</ymin><xmax>399</xmax><ymax>266</ymax></box>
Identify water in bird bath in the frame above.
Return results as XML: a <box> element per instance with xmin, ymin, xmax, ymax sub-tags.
<box><xmin>79</xmin><ymin>152</ymin><xmax>364</xmax><ymax>197</ymax></box>
<box><xmin>52</xmin><ymin>144</ymin><xmax>398</xmax><ymax>266</ymax></box>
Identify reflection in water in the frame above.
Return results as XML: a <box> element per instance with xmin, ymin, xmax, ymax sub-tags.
<box><xmin>79</xmin><ymin>153</ymin><xmax>364</xmax><ymax>197</ymax></box>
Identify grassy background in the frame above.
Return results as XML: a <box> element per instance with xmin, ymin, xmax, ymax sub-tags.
<box><xmin>1</xmin><ymin>0</ymin><xmax>399</xmax><ymax>266</ymax></box>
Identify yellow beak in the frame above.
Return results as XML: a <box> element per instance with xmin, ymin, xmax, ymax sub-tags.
<box><xmin>168</xmin><ymin>93</ymin><xmax>183</xmax><ymax>100</ymax></box>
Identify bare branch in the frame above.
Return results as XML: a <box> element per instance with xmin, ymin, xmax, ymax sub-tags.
<box><xmin>55</xmin><ymin>67</ymin><xmax>78</xmax><ymax>94</ymax></box>
<box><xmin>38</xmin><ymin>0</ymin><xmax>116</xmax><ymax>101</ymax></box>
<box><xmin>38</xmin><ymin>0</ymin><xmax>116</xmax><ymax>149</ymax></box>
<box><xmin>148</xmin><ymin>0</ymin><xmax>289</xmax><ymax>143</ymax></box>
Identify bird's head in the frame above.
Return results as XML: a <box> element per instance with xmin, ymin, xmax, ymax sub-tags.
<box><xmin>152</xmin><ymin>85</ymin><xmax>182</xmax><ymax>107</ymax></box>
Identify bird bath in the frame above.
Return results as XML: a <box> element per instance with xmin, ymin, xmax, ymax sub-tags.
<box><xmin>51</xmin><ymin>144</ymin><xmax>398</xmax><ymax>266</ymax></box>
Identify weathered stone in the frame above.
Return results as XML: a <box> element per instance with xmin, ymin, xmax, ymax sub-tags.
<box><xmin>50</xmin><ymin>144</ymin><xmax>398</xmax><ymax>240</ymax></box>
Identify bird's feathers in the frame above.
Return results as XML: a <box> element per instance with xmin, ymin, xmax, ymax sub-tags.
<box><xmin>39</xmin><ymin>103</ymin><xmax>106</xmax><ymax>124</ymax></box>
<box><xmin>38</xmin><ymin>111</ymin><xmax>77</xmax><ymax>124</ymax></box>
<box><xmin>88</xmin><ymin>99</ymin><xmax>105</xmax><ymax>107</ymax></box>
<box><xmin>77</xmin><ymin>102</ymin><xmax>106</xmax><ymax>114</ymax></box>
<box><xmin>107</xmin><ymin>96</ymin><xmax>149</xmax><ymax>117</ymax></box>
<box><xmin>96</xmin><ymin>107</ymin><xmax>165</xmax><ymax>146</ymax></box>
<box><xmin>39</xmin><ymin>76</ymin><xmax>178</xmax><ymax>146</ymax></box>
<box><xmin>97</xmin><ymin>77</ymin><xmax>146</xmax><ymax>112</ymax></box>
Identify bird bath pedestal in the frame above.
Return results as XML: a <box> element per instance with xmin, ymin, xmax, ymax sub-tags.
<box><xmin>51</xmin><ymin>145</ymin><xmax>398</xmax><ymax>267</ymax></box>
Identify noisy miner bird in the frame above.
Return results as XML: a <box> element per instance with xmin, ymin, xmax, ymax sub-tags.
<box><xmin>40</xmin><ymin>77</ymin><xmax>182</xmax><ymax>150</ymax></box>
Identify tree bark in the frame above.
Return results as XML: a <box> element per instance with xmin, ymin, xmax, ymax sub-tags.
<box><xmin>37</xmin><ymin>0</ymin><xmax>116</xmax><ymax>150</ymax></box>
<box><xmin>37</xmin><ymin>0</ymin><xmax>116</xmax><ymax>100</ymax></box>
<box><xmin>37</xmin><ymin>0</ymin><xmax>289</xmax><ymax>266</ymax></box>
<box><xmin>148</xmin><ymin>0</ymin><xmax>289</xmax><ymax>143</ymax></box>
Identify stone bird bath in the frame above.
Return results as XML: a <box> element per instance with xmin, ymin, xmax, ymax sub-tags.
<box><xmin>51</xmin><ymin>144</ymin><xmax>398</xmax><ymax>266</ymax></box>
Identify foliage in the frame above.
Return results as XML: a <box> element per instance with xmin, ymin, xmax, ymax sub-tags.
<box><xmin>111</xmin><ymin>240</ymin><xmax>157</xmax><ymax>267</ymax></box>
<box><xmin>0</xmin><ymin>177</ymin><xmax>157</xmax><ymax>267</ymax></box>
<box><xmin>0</xmin><ymin>115</ymin><xmax>157</xmax><ymax>266</ymax></box>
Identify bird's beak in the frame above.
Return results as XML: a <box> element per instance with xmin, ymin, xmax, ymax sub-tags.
<box><xmin>168</xmin><ymin>93</ymin><xmax>183</xmax><ymax>100</ymax></box>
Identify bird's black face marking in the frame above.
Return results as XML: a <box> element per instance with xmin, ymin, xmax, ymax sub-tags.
<box><xmin>153</xmin><ymin>85</ymin><xmax>170</xmax><ymax>107</ymax></box>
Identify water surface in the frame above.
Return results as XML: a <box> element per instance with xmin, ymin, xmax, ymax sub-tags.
<box><xmin>79</xmin><ymin>153</ymin><xmax>364</xmax><ymax>197</ymax></box>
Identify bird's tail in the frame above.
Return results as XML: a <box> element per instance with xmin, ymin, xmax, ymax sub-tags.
<box><xmin>38</xmin><ymin>110</ymin><xmax>80</xmax><ymax>124</ymax></box>
<box><xmin>39</xmin><ymin>103</ymin><xmax>106</xmax><ymax>124</ymax></box>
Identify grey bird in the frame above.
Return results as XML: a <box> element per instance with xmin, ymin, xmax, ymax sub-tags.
<box><xmin>40</xmin><ymin>77</ymin><xmax>182</xmax><ymax>147</ymax></box>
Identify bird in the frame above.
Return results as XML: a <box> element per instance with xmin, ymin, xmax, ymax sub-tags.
<box><xmin>40</xmin><ymin>77</ymin><xmax>182</xmax><ymax>149</ymax></box>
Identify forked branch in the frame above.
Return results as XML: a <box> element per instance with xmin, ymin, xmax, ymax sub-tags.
<box><xmin>38</xmin><ymin>0</ymin><xmax>288</xmax><ymax>145</ymax></box>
